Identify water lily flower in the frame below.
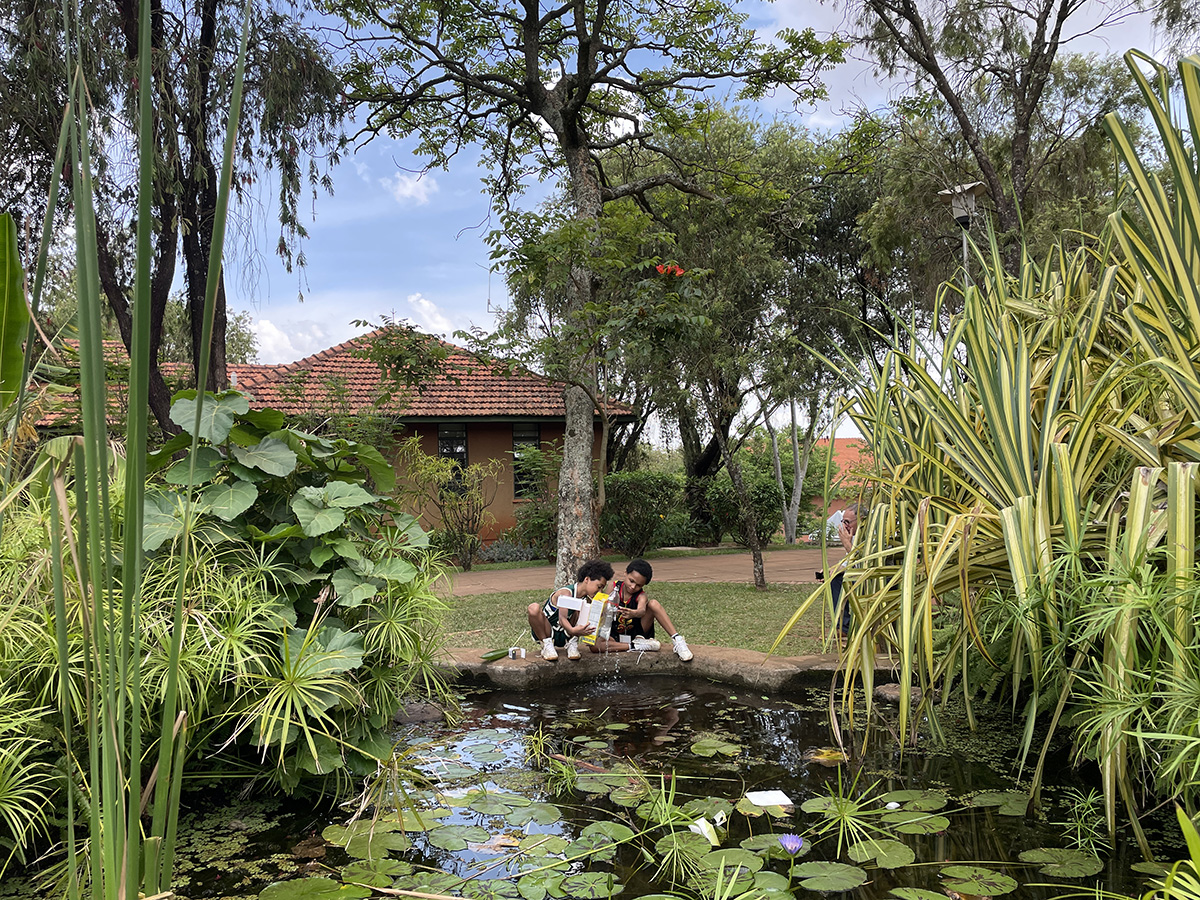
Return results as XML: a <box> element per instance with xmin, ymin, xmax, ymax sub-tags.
<box><xmin>778</xmin><ymin>834</ymin><xmax>804</xmax><ymax>856</ymax></box>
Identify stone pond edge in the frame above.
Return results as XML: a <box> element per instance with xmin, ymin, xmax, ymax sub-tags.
<box><xmin>433</xmin><ymin>645</ymin><xmax>900</xmax><ymax>694</ymax></box>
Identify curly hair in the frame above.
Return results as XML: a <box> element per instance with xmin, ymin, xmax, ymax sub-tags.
<box><xmin>577</xmin><ymin>559</ymin><xmax>615</xmax><ymax>582</ymax></box>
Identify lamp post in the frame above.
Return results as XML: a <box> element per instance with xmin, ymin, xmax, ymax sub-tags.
<box><xmin>938</xmin><ymin>181</ymin><xmax>987</xmax><ymax>287</ymax></box>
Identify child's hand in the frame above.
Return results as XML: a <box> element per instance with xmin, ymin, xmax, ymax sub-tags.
<box><xmin>581</xmin><ymin>623</ymin><xmax>595</xmax><ymax>635</ymax></box>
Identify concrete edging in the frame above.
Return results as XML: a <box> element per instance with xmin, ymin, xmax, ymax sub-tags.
<box><xmin>435</xmin><ymin>646</ymin><xmax>899</xmax><ymax>693</ymax></box>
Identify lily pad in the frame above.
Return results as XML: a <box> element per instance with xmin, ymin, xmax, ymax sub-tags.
<box><xmin>753</xmin><ymin>870</ymin><xmax>797</xmax><ymax>898</ymax></box>
<box><xmin>881</xmin><ymin>810</ymin><xmax>950</xmax><ymax>834</ymax></box>
<box><xmin>1132</xmin><ymin>862</ymin><xmax>1171</xmax><ymax>876</ymax></box>
<box><xmin>736</xmin><ymin>797</ymin><xmax>789</xmax><ymax>818</ymax></box>
<box><xmin>891</xmin><ymin>889</ymin><xmax>948</xmax><ymax>900</ymax></box>
<box><xmin>519</xmin><ymin>834</ymin><xmax>570</xmax><ymax>856</ymax></box>
<box><xmin>392</xmin><ymin>873</ymin><xmax>466</xmax><ymax>896</ymax></box>
<box><xmin>259</xmin><ymin>878</ymin><xmax>372</xmax><ymax>899</ymax></box>
<box><xmin>518</xmin><ymin>872</ymin><xmax>557</xmax><ymax>900</ymax></box>
<box><xmin>344</xmin><ymin>830</ymin><xmax>411</xmax><ymax>859</ymax></box>
<box><xmin>682</xmin><ymin>797</ymin><xmax>734</xmax><ymax>820</ymax></box>
<box><xmin>560</xmin><ymin>873</ymin><xmax>623</xmax><ymax>898</ymax></box>
<box><xmin>792</xmin><ymin>861</ymin><xmax>868</xmax><ymax>891</ymax></box>
<box><xmin>340</xmin><ymin>859</ymin><xmax>412</xmax><ymax>888</ymax></box>
<box><xmin>462</xmin><ymin>880</ymin><xmax>522</xmax><ymax>899</ymax></box>
<box><xmin>470</xmin><ymin>795</ymin><xmax>522</xmax><ymax>815</ymax></box>
<box><xmin>878</xmin><ymin>790</ymin><xmax>948</xmax><ymax>812</ymax></box>
<box><xmin>427</xmin><ymin>823</ymin><xmax>491</xmax><ymax>851</ymax></box>
<box><xmin>572</xmin><ymin>832</ymin><xmax>621</xmax><ymax>862</ymax></box>
<box><xmin>654</xmin><ymin>830</ymin><xmax>712</xmax><ymax>860</ymax></box>
<box><xmin>430</xmin><ymin>761</ymin><xmax>477</xmax><ymax>780</ymax></box>
<box><xmin>849</xmin><ymin>838</ymin><xmax>915</xmax><ymax>869</ymax></box>
<box><xmin>968</xmin><ymin>790</ymin><xmax>1029</xmax><ymax>816</ymax></box>
<box><xmin>605</xmin><ymin>723</ymin><xmax>630</xmax><ymax>731</ymax></box>
<box><xmin>697</xmin><ymin>848</ymin><xmax>764</xmax><ymax>875</ymax></box>
<box><xmin>609</xmin><ymin>784</ymin><xmax>647</xmax><ymax>807</ymax></box>
<box><xmin>941</xmin><ymin>864</ymin><xmax>1019</xmax><ymax>895</ymax></box>
<box><xmin>582</xmin><ymin>821</ymin><xmax>635</xmax><ymax>843</ymax></box>
<box><xmin>691</xmin><ymin>737</ymin><xmax>741</xmax><ymax>757</ymax></box>
<box><xmin>468</xmin><ymin>748</ymin><xmax>510</xmax><ymax>764</ymax></box>
<box><xmin>577</xmin><ymin>772</ymin><xmax>627</xmax><ymax>794</ymax></box>
<box><xmin>507</xmin><ymin>802</ymin><xmax>562</xmax><ymax>826</ymax></box>
<box><xmin>1018</xmin><ymin>848</ymin><xmax>1104</xmax><ymax>878</ymax></box>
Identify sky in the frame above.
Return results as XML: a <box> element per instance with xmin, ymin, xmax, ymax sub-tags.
<box><xmin>234</xmin><ymin>0</ymin><xmax>1165</xmax><ymax>367</ymax></box>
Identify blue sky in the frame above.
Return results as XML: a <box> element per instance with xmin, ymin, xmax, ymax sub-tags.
<box><xmin>234</xmin><ymin>0</ymin><xmax>1161</xmax><ymax>365</ymax></box>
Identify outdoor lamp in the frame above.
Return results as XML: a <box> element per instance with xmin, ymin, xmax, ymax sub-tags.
<box><xmin>937</xmin><ymin>181</ymin><xmax>987</xmax><ymax>227</ymax></box>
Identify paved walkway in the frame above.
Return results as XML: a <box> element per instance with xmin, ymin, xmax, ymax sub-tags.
<box><xmin>445</xmin><ymin>545</ymin><xmax>846</xmax><ymax>596</ymax></box>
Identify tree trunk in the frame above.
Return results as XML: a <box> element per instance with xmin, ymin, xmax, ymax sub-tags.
<box><xmin>555</xmin><ymin>382</ymin><xmax>599</xmax><ymax>586</ymax></box>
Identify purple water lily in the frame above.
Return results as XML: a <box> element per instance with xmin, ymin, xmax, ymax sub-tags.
<box><xmin>778</xmin><ymin>834</ymin><xmax>804</xmax><ymax>856</ymax></box>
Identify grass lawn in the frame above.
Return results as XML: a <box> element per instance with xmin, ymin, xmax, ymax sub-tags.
<box><xmin>441</xmin><ymin>582</ymin><xmax>831</xmax><ymax>656</ymax></box>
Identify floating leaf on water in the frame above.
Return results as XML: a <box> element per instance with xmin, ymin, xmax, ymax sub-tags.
<box><xmin>577</xmin><ymin>772</ymin><xmax>626</xmax><ymax>794</ymax></box>
<box><xmin>426</xmin><ymin>823</ymin><xmax>491</xmax><ymax>851</ymax></box>
<box><xmin>877</xmin><ymin>790</ymin><xmax>949</xmax><ymax>811</ymax></box>
<box><xmin>430</xmin><ymin>761</ymin><xmax>477</xmax><ymax>780</ymax></box>
<box><xmin>697</xmin><ymin>848</ymin><xmax>764</xmax><ymax>875</ymax></box>
<box><xmin>690</xmin><ymin>737</ymin><xmax>741</xmax><ymax>757</ymax></box>
<box><xmin>891</xmin><ymin>888</ymin><xmax>948</xmax><ymax>900</ymax></box>
<box><xmin>654</xmin><ymin>830</ymin><xmax>712</xmax><ymax>860</ymax></box>
<box><xmin>560</xmin><ymin>872</ymin><xmax>624</xmax><ymax>898</ymax></box>
<box><xmin>605</xmin><ymin>723</ymin><xmax>630</xmax><ymax>731</ymax></box>
<box><xmin>941</xmin><ymin>864</ymin><xmax>1019</xmax><ymax>895</ymax></box>
<box><xmin>340</xmin><ymin>859</ymin><xmax>412</xmax><ymax>888</ymax></box>
<box><xmin>344</xmin><ymin>830</ymin><xmax>412</xmax><ymax>860</ymax></box>
<box><xmin>468</xmin><ymin>748</ymin><xmax>509</xmax><ymax>764</ymax></box>
<box><xmin>518</xmin><ymin>834</ymin><xmax>570</xmax><ymax>856</ymax></box>
<box><xmin>848</xmin><ymin>838</ymin><xmax>916</xmax><ymax>869</ymax></box>
<box><xmin>736</xmin><ymin>797</ymin><xmax>766</xmax><ymax>817</ymax></box>
<box><xmin>471</xmin><ymin>795</ymin><xmax>520</xmax><ymax>815</ymax></box>
<box><xmin>754</xmin><ymin>869</ymin><xmax>797</xmax><ymax>897</ymax></box>
<box><xmin>804</xmin><ymin>747</ymin><xmax>848</xmax><ymax>766</ymax></box>
<box><xmin>879</xmin><ymin>790</ymin><xmax>925</xmax><ymax>803</ymax></box>
<box><xmin>609</xmin><ymin>784</ymin><xmax>647</xmax><ymax>807</ymax></box>
<box><xmin>682</xmin><ymin>797</ymin><xmax>735</xmax><ymax>820</ymax></box>
<box><xmin>739</xmin><ymin>833</ymin><xmax>811</xmax><ymax>860</ymax></box>
<box><xmin>259</xmin><ymin>877</ymin><xmax>372</xmax><ymax>899</ymax></box>
<box><xmin>584</xmin><ymin>740</ymin><xmax>608</xmax><ymax>749</ymax></box>
<box><xmin>461</xmin><ymin>879</ymin><xmax>523</xmax><ymax>899</ymax></box>
<box><xmin>1132</xmin><ymin>862</ymin><xmax>1171</xmax><ymax>876</ymax></box>
<box><xmin>392</xmin><ymin>872</ymin><xmax>467</xmax><ymax>896</ymax></box>
<box><xmin>967</xmin><ymin>791</ymin><xmax>1028</xmax><ymax>816</ymax></box>
<box><xmin>582</xmin><ymin>821</ymin><xmax>636</xmax><ymax>843</ymax></box>
<box><xmin>1018</xmin><ymin>848</ymin><xmax>1104</xmax><ymax>878</ymax></box>
<box><xmin>507</xmin><ymin>802</ymin><xmax>562</xmax><ymax>826</ymax></box>
<box><xmin>882</xmin><ymin>810</ymin><xmax>950</xmax><ymax>834</ymax></box>
<box><xmin>800</xmin><ymin>796</ymin><xmax>838</xmax><ymax>814</ymax></box>
<box><xmin>572</xmin><ymin>831</ymin><xmax>621</xmax><ymax>862</ymax></box>
<box><xmin>793</xmin><ymin>861</ymin><xmax>868</xmax><ymax>891</ymax></box>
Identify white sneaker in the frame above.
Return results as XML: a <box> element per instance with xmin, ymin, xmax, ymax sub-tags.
<box><xmin>672</xmin><ymin>634</ymin><xmax>693</xmax><ymax>661</ymax></box>
<box><xmin>566</xmin><ymin>637</ymin><xmax>581</xmax><ymax>660</ymax></box>
<box><xmin>631</xmin><ymin>637</ymin><xmax>660</xmax><ymax>651</ymax></box>
<box><xmin>540</xmin><ymin>638</ymin><xmax>558</xmax><ymax>661</ymax></box>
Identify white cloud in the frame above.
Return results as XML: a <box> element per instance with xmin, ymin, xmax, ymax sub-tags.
<box><xmin>250</xmin><ymin>319</ymin><xmax>342</xmax><ymax>365</ymax></box>
<box><xmin>406</xmin><ymin>292</ymin><xmax>454</xmax><ymax>334</ymax></box>
<box><xmin>381</xmin><ymin>171</ymin><xmax>439</xmax><ymax>205</ymax></box>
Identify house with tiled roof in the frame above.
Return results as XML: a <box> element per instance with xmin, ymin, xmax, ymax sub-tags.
<box><xmin>230</xmin><ymin>329</ymin><xmax>632</xmax><ymax>538</ymax></box>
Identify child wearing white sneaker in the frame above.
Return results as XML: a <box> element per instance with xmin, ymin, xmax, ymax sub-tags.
<box><xmin>527</xmin><ymin>559</ymin><xmax>614</xmax><ymax>661</ymax></box>
<box><xmin>588</xmin><ymin>559</ymin><xmax>693</xmax><ymax>661</ymax></box>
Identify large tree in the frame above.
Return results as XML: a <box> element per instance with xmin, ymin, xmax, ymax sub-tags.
<box><xmin>1</xmin><ymin>0</ymin><xmax>344</xmax><ymax>431</ymax></box>
<box><xmin>332</xmin><ymin>0</ymin><xmax>843</xmax><ymax>583</ymax></box>
<box><xmin>850</xmin><ymin>0</ymin><xmax>1159</xmax><ymax>255</ymax></box>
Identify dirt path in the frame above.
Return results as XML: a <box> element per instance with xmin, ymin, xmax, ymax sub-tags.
<box><xmin>444</xmin><ymin>545</ymin><xmax>846</xmax><ymax>596</ymax></box>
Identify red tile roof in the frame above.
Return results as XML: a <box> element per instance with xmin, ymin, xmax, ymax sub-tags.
<box><xmin>816</xmin><ymin>437</ymin><xmax>874</xmax><ymax>480</ymax></box>
<box><xmin>232</xmin><ymin>330</ymin><xmax>627</xmax><ymax>420</ymax></box>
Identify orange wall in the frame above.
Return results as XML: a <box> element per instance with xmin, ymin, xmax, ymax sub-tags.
<box><xmin>393</xmin><ymin>421</ymin><xmax>597</xmax><ymax>540</ymax></box>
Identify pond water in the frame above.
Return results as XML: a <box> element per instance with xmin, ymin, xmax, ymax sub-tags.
<box><xmin>3</xmin><ymin>676</ymin><xmax>1180</xmax><ymax>900</ymax></box>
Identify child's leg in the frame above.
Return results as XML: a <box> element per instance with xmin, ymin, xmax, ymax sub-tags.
<box><xmin>588</xmin><ymin>637</ymin><xmax>630</xmax><ymax>653</ymax></box>
<box><xmin>528</xmin><ymin>602</ymin><xmax>551</xmax><ymax>640</ymax></box>
<box><xmin>647</xmin><ymin>599</ymin><xmax>680</xmax><ymax>638</ymax></box>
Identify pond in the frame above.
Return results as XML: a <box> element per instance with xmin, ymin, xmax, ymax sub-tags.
<box><xmin>3</xmin><ymin>676</ymin><xmax>1179</xmax><ymax>900</ymax></box>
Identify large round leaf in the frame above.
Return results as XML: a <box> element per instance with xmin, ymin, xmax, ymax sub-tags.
<box><xmin>690</xmin><ymin>737</ymin><xmax>741</xmax><ymax>757</ymax></box>
<box><xmin>697</xmin><ymin>848</ymin><xmax>763</xmax><ymax>875</ymax></box>
<box><xmin>654</xmin><ymin>831</ymin><xmax>711</xmax><ymax>860</ymax></box>
<box><xmin>519</xmin><ymin>834</ymin><xmax>570</xmax><ymax>856</ymax></box>
<box><xmin>339</xmin><ymin>859</ymin><xmax>412</xmax><ymax>888</ymax></box>
<box><xmin>164</xmin><ymin>447</ymin><xmax>225</xmax><ymax>485</ymax></box>
<box><xmin>344</xmin><ymin>830</ymin><xmax>411</xmax><ymax>860</ymax></box>
<box><xmin>392</xmin><ymin>872</ymin><xmax>466</xmax><ymax>895</ymax></box>
<box><xmin>849</xmin><ymin>838</ymin><xmax>915</xmax><ymax>868</ymax></box>
<box><xmin>882</xmin><ymin>810</ymin><xmax>949</xmax><ymax>834</ymax></box>
<box><xmin>753</xmin><ymin>870</ymin><xmax>797</xmax><ymax>898</ymax></box>
<box><xmin>427</xmin><ymin>823</ymin><xmax>490</xmax><ymax>851</ymax></box>
<box><xmin>325</xmin><ymin>481</ymin><xmax>379</xmax><ymax>508</ymax></box>
<box><xmin>940</xmin><ymin>864</ymin><xmax>1019</xmax><ymax>895</ymax></box>
<box><xmin>739</xmin><ymin>833</ymin><xmax>811</xmax><ymax>860</ymax></box>
<box><xmin>201</xmin><ymin>480</ymin><xmax>258</xmax><ymax>522</ymax></box>
<box><xmin>232</xmin><ymin>437</ymin><xmax>298</xmax><ymax>476</ymax></box>
<box><xmin>581</xmin><ymin>821</ymin><xmax>635</xmax><ymax>843</ymax></box>
<box><xmin>968</xmin><ymin>791</ymin><xmax>1029</xmax><ymax>816</ymax></box>
<box><xmin>170</xmin><ymin>392</ymin><xmax>248</xmax><ymax>443</ymax></box>
<box><xmin>560</xmin><ymin>873</ymin><xmax>623</xmax><ymax>898</ymax></box>
<box><xmin>258</xmin><ymin>877</ymin><xmax>371</xmax><ymax>899</ymax></box>
<box><xmin>507</xmin><ymin>802</ymin><xmax>561</xmax><ymax>826</ymax></box>
<box><xmin>891</xmin><ymin>889</ymin><xmax>948</xmax><ymax>900</ymax></box>
<box><xmin>471</xmin><ymin>795</ymin><xmax>522</xmax><ymax>815</ymax></box>
<box><xmin>461</xmin><ymin>879</ymin><xmax>522</xmax><ymax>899</ymax></box>
<box><xmin>292</xmin><ymin>495</ymin><xmax>346</xmax><ymax>536</ymax></box>
<box><xmin>793</xmin><ymin>862</ymin><xmax>868</xmax><ymax>891</ymax></box>
<box><xmin>1018</xmin><ymin>848</ymin><xmax>1104</xmax><ymax>878</ymax></box>
<box><xmin>682</xmin><ymin>797</ymin><xmax>734</xmax><ymax>820</ymax></box>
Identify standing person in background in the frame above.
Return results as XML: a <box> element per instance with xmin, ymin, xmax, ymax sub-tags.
<box><xmin>830</xmin><ymin>504</ymin><xmax>860</xmax><ymax>643</ymax></box>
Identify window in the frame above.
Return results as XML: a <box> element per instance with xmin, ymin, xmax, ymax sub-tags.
<box><xmin>437</xmin><ymin>423</ymin><xmax>468</xmax><ymax>467</ymax></box>
<box><xmin>512</xmin><ymin>423</ymin><xmax>541</xmax><ymax>499</ymax></box>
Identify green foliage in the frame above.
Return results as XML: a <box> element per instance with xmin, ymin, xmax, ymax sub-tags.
<box><xmin>600</xmin><ymin>471</ymin><xmax>683</xmax><ymax>557</ymax></box>
<box><xmin>395</xmin><ymin>437</ymin><xmax>502</xmax><ymax>571</ymax></box>
<box><xmin>0</xmin><ymin>213</ymin><xmax>28</xmax><ymax>415</ymax></box>
<box><xmin>704</xmin><ymin>472</ymin><xmax>783</xmax><ymax>548</ymax></box>
<box><xmin>509</xmin><ymin>444</ymin><xmax>560</xmax><ymax>560</ymax></box>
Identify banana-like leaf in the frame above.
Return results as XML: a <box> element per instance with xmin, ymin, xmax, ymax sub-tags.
<box><xmin>0</xmin><ymin>213</ymin><xmax>29</xmax><ymax>413</ymax></box>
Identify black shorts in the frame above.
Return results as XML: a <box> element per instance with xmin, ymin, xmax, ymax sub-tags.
<box><xmin>611</xmin><ymin>610</ymin><xmax>654</xmax><ymax>641</ymax></box>
<box><xmin>533</xmin><ymin>607</ymin><xmax>571</xmax><ymax>646</ymax></box>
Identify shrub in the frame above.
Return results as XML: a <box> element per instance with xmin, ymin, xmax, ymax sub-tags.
<box><xmin>512</xmin><ymin>502</ymin><xmax>557</xmax><ymax>561</ymax></box>
<box><xmin>653</xmin><ymin>509</ymin><xmax>699</xmax><ymax>548</ymax></box>
<box><xmin>478</xmin><ymin>536</ymin><xmax>541</xmax><ymax>563</ymax></box>
<box><xmin>599</xmin><ymin>471</ymin><xmax>683</xmax><ymax>557</ymax></box>
<box><xmin>704</xmin><ymin>472</ymin><xmax>783</xmax><ymax>547</ymax></box>
<box><xmin>510</xmin><ymin>444</ymin><xmax>560</xmax><ymax>560</ymax></box>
